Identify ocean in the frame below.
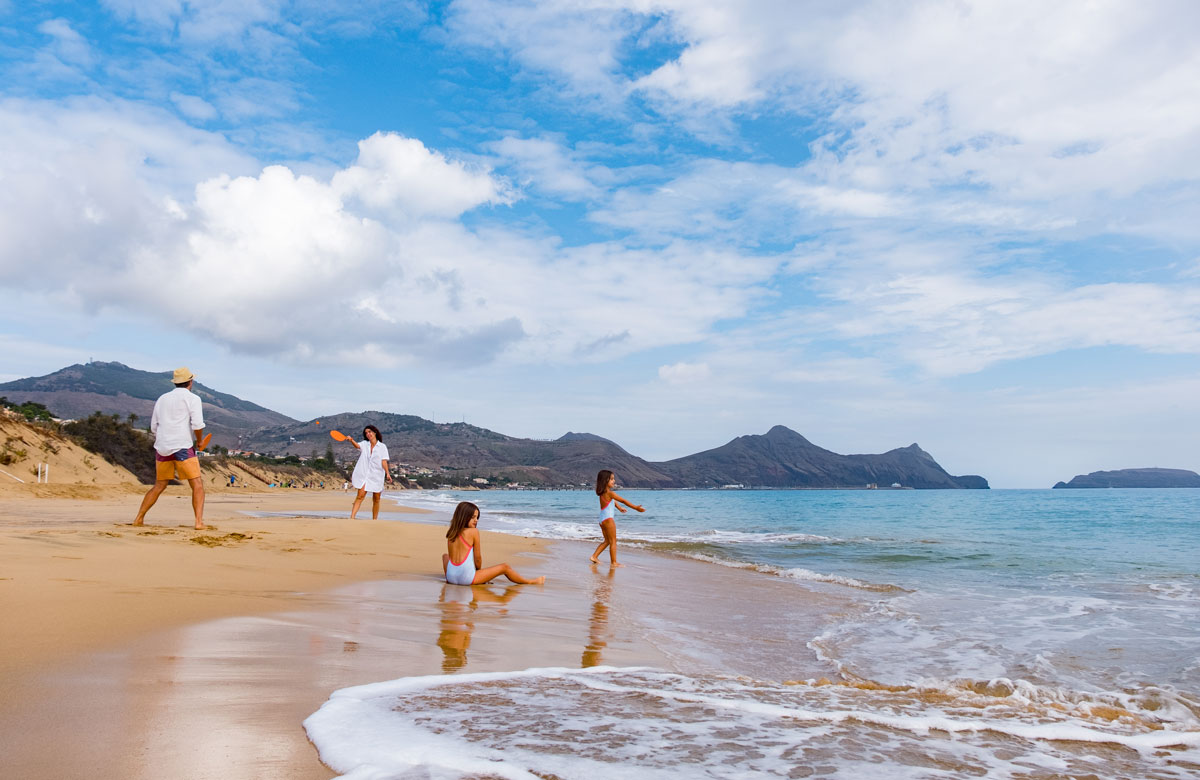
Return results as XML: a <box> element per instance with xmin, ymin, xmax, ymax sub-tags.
<box><xmin>305</xmin><ymin>488</ymin><xmax>1200</xmax><ymax>779</ymax></box>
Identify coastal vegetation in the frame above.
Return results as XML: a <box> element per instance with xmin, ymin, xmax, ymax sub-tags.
<box><xmin>63</xmin><ymin>412</ymin><xmax>157</xmax><ymax>483</ymax></box>
<box><xmin>0</xmin><ymin>396</ymin><xmax>56</xmax><ymax>422</ymax></box>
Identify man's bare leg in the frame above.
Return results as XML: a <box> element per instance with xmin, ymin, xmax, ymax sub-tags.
<box><xmin>133</xmin><ymin>481</ymin><xmax>169</xmax><ymax>526</ymax></box>
<box><xmin>188</xmin><ymin>476</ymin><xmax>206</xmax><ymax>530</ymax></box>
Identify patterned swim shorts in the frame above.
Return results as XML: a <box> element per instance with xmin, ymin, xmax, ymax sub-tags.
<box><xmin>154</xmin><ymin>447</ymin><xmax>200</xmax><ymax>481</ymax></box>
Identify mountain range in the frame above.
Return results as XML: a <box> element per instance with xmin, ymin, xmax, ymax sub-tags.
<box><xmin>1</xmin><ymin>362</ymin><xmax>988</xmax><ymax>489</ymax></box>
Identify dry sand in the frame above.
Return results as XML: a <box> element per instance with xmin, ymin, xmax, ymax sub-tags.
<box><xmin>0</xmin><ymin>488</ymin><xmax>575</xmax><ymax>779</ymax></box>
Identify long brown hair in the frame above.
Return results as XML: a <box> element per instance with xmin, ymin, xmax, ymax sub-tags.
<box><xmin>595</xmin><ymin>470</ymin><xmax>614</xmax><ymax>496</ymax></box>
<box><xmin>446</xmin><ymin>501</ymin><xmax>480</xmax><ymax>541</ymax></box>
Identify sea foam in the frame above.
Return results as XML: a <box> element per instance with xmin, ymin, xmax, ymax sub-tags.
<box><xmin>305</xmin><ymin>667</ymin><xmax>1200</xmax><ymax>780</ymax></box>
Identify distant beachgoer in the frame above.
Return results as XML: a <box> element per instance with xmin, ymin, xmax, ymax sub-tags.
<box><xmin>133</xmin><ymin>367</ymin><xmax>208</xmax><ymax>530</ymax></box>
<box><xmin>342</xmin><ymin>425</ymin><xmax>392</xmax><ymax>519</ymax></box>
<box><xmin>342</xmin><ymin>481</ymin><xmax>349</xmax><ymax>491</ymax></box>
<box><xmin>443</xmin><ymin>501</ymin><xmax>545</xmax><ymax>585</ymax></box>
<box><xmin>589</xmin><ymin>470</ymin><xmax>644</xmax><ymax>567</ymax></box>
<box><xmin>228</xmin><ymin>474</ymin><xmax>236</xmax><ymax>487</ymax></box>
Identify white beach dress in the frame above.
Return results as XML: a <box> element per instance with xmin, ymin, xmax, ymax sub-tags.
<box><xmin>351</xmin><ymin>440</ymin><xmax>389</xmax><ymax>493</ymax></box>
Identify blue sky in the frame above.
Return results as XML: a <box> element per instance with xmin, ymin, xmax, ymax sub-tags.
<box><xmin>2</xmin><ymin>1</ymin><xmax>1199</xmax><ymax>487</ymax></box>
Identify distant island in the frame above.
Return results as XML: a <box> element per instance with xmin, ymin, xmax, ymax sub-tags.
<box><xmin>1053</xmin><ymin>468</ymin><xmax>1200</xmax><ymax>489</ymax></box>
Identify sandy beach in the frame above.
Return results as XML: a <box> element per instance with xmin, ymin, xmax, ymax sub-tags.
<box><xmin>0</xmin><ymin>485</ymin><xmax>851</xmax><ymax>779</ymax></box>
<box><xmin>8</xmin><ymin>486</ymin><xmax>1187</xmax><ymax>779</ymax></box>
<box><xmin>0</xmin><ymin>488</ymin><xmax>577</xmax><ymax>779</ymax></box>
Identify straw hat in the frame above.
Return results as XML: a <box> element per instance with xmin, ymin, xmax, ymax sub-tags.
<box><xmin>172</xmin><ymin>367</ymin><xmax>195</xmax><ymax>384</ymax></box>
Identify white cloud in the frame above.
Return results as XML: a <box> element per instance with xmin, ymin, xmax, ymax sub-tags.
<box><xmin>170</xmin><ymin>91</ymin><xmax>218</xmax><ymax>121</ymax></box>
<box><xmin>446</xmin><ymin>0</ymin><xmax>653</xmax><ymax>104</ymax></box>
<box><xmin>450</xmin><ymin>1</ymin><xmax>1200</xmax><ymax>242</ymax></box>
<box><xmin>37</xmin><ymin>18</ymin><xmax>94</xmax><ymax>67</ymax></box>
<box><xmin>0</xmin><ymin>98</ymin><xmax>782</xmax><ymax>366</ymax></box>
<box><xmin>0</xmin><ymin>97</ymin><xmax>255</xmax><ymax>290</ymax></box>
<box><xmin>100</xmin><ymin>0</ymin><xmax>286</xmax><ymax>45</ymax></box>
<box><xmin>333</xmin><ymin>132</ymin><xmax>512</xmax><ymax>218</ymax></box>
<box><xmin>211</xmin><ymin>77</ymin><xmax>301</xmax><ymax>121</ymax></box>
<box><xmin>658</xmin><ymin>361</ymin><xmax>710</xmax><ymax>384</ymax></box>
<box><xmin>487</xmin><ymin>136</ymin><xmax>602</xmax><ymax>200</ymax></box>
<box><xmin>802</xmin><ymin>265</ymin><xmax>1200</xmax><ymax>378</ymax></box>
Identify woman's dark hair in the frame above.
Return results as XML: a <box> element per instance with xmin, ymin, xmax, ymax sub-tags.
<box><xmin>363</xmin><ymin>425</ymin><xmax>383</xmax><ymax>443</ymax></box>
<box><xmin>595</xmin><ymin>470</ymin><xmax>614</xmax><ymax>496</ymax></box>
<box><xmin>446</xmin><ymin>501</ymin><xmax>480</xmax><ymax>541</ymax></box>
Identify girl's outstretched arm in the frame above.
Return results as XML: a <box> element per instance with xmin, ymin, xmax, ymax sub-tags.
<box><xmin>611</xmin><ymin>492</ymin><xmax>645</xmax><ymax>512</ymax></box>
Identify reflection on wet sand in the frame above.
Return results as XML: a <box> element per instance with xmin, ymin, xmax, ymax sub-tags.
<box><xmin>582</xmin><ymin>565</ymin><xmax>616</xmax><ymax>667</ymax></box>
<box><xmin>436</xmin><ymin>583</ymin><xmax>522</xmax><ymax>673</ymax></box>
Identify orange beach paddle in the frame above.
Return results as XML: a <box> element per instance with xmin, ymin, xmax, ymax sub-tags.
<box><xmin>329</xmin><ymin>430</ymin><xmax>350</xmax><ymax>442</ymax></box>
<box><xmin>197</xmin><ymin>433</ymin><xmax>212</xmax><ymax>451</ymax></box>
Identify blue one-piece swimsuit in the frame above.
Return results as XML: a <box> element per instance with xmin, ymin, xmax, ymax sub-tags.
<box><xmin>446</xmin><ymin>544</ymin><xmax>476</xmax><ymax>585</ymax></box>
<box><xmin>599</xmin><ymin>498</ymin><xmax>616</xmax><ymax>525</ymax></box>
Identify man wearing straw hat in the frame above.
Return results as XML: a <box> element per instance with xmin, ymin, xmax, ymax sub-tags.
<box><xmin>133</xmin><ymin>367</ymin><xmax>208</xmax><ymax>530</ymax></box>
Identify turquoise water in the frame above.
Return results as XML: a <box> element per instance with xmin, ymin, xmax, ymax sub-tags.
<box><xmin>401</xmin><ymin>487</ymin><xmax>1200</xmax><ymax>584</ymax></box>
<box><xmin>308</xmin><ymin>488</ymin><xmax>1200</xmax><ymax>778</ymax></box>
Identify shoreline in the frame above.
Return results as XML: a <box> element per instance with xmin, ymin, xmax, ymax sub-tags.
<box><xmin>0</xmin><ymin>488</ymin><xmax>671</xmax><ymax>779</ymax></box>
<box><xmin>0</xmin><ymin>487</ymin><xmax>850</xmax><ymax>779</ymax></box>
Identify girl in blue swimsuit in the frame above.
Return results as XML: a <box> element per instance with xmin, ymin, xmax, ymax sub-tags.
<box><xmin>589</xmin><ymin>470</ymin><xmax>645</xmax><ymax>566</ymax></box>
<box><xmin>443</xmin><ymin>501</ymin><xmax>545</xmax><ymax>586</ymax></box>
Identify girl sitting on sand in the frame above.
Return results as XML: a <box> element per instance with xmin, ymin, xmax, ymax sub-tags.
<box><xmin>443</xmin><ymin>501</ymin><xmax>545</xmax><ymax>586</ymax></box>
<box><xmin>590</xmin><ymin>470</ymin><xmax>645</xmax><ymax>567</ymax></box>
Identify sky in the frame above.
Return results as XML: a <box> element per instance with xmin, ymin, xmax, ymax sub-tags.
<box><xmin>2</xmin><ymin>1</ymin><xmax>1199</xmax><ymax>488</ymax></box>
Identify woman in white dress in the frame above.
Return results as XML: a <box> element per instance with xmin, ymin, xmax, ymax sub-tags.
<box><xmin>343</xmin><ymin>425</ymin><xmax>393</xmax><ymax>519</ymax></box>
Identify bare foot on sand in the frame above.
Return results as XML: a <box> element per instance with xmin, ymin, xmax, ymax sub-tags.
<box><xmin>589</xmin><ymin>556</ymin><xmax>599</xmax><ymax>564</ymax></box>
<box><xmin>533</xmin><ymin>576</ymin><xmax>546</xmax><ymax>585</ymax></box>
